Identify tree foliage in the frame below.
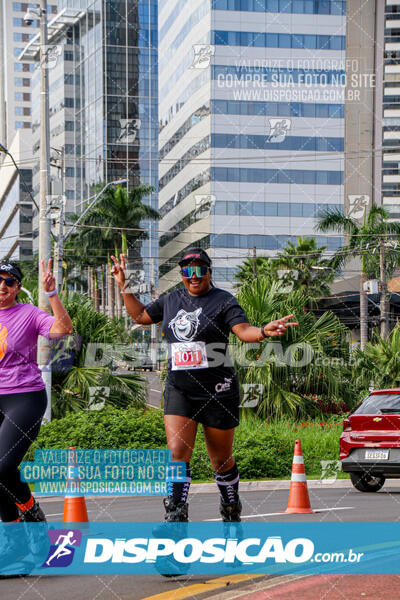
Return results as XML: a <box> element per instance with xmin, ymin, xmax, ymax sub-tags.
<box><xmin>50</xmin><ymin>293</ymin><xmax>146</xmax><ymax>418</ymax></box>
<box><xmin>233</xmin><ymin>278</ymin><xmax>357</xmax><ymax>419</ymax></box>
<box><xmin>234</xmin><ymin>237</ymin><xmax>338</xmax><ymax>302</ymax></box>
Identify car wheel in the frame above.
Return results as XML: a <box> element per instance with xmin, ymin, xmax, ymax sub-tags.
<box><xmin>349</xmin><ymin>472</ymin><xmax>385</xmax><ymax>492</ymax></box>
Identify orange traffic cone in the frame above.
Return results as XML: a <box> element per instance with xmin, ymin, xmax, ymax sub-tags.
<box><xmin>285</xmin><ymin>439</ymin><xmax>314</xmax><ymax>514</ymax></box>
<box><xmin>62</xmin><ymin>447</ymin><xmax>89</xmax><ymax>523</ymax></box>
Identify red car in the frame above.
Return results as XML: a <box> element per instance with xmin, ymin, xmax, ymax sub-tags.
<box><xmin>340</xmin><ymin>388</ymin><xmax>400</xmax><ymax>492</ymax></box>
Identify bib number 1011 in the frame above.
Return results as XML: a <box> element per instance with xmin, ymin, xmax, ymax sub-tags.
<box><xmin>175</xmin><ymin>349</ymin><xmax>202</xmax><ymax>366</ymax></box>
<box><xmin>171</xmin><ymin>341</ymin><xmax>208</xmax><ymax>370</ymax></box>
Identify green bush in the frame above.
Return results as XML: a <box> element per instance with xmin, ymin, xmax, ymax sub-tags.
<box><xmin>28</xmin><ymin>408</ymin><xmax>344</xmax><ymax>479</ymax></box>
<box><xmin>27</xmin><ymin>406</ymin><xmax>166</xmax><ymax>460</ymax></box>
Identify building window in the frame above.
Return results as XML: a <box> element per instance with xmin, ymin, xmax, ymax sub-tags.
<box><xmin>13</xmin><ymin>17</ymin><xmax>39</xmax><ymax>27</ymax></box>
<box><xmin>211</xmin><ymin>133</ymin><xmax>344</xmax><ymax>152</ymax></box>
<box><xmin>212</xmin><ymin>29</ymin><xmax>345</xmax><ymax>50</ymax></box>
<box><xmin>13</xmin><ymin>3</ymin><xmax>39</xmax><ymax>10</ymax></box>
<box><xmin>15</xmin><ymin>106</ymin><xmax>31</xmax><ymax>116</ymax></box>
<box><xmin>13</xmin><ymin>32</ymin><xmax>34</xmax><ymax>42</ymax></box>
<box><xmin>210</xmin><ymin>0</ymin><xmax>346</xmax><ymax>15</ymax></box>
<box><xmin>15</xmin><ymin>77</ymin><xmax>31</xmax><ymax>87</ymax></box>
<box><xmin>15</xmin><ymin>121</ymin><xmax>31</xmax><ymax>129</ymax></box>
<box><xmin>14</xmin><ymin>62</ymin><xmax>35</xmax><ymax>72</ymax></box>
<box><xmin>13</xmin><ymin>48</ymin><xmax>24</xmax><ymax>57</ymax></box>
<box><xmin>211</xmin><ymin>166</ymin><xmax>344</xmax><ymax>185</ymax></box>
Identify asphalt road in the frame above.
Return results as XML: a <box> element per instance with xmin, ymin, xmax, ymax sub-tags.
<box><xmin>3</xmin><ymin>485</ymin><xmax>400</xmax><ymax>600</ymax></box>
<box><xmin>144</xmin><ymin>371</ymin><xmax>162</xmax><ymax>408</ymax></box>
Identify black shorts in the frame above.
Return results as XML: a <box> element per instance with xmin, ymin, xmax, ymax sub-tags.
<box><xmin>163</xmin><ymin>380</ymin><xmax>240</xmax><ymax>430</ymax></box>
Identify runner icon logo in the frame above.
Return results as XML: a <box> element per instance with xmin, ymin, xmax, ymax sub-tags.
<box><xmin>169</xmin><ymin>308</ymin><xmax>202</xmax><ymax>342</ymax></box>
<box><xmin>42</xmin><ymin>529</ymin><xmax>82</xmax><ymax>568</ymax></box>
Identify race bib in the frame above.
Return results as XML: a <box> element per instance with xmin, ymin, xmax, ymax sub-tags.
<box><xmin>171</xmin><ymin>342</ymin><xmax>208</xmax><ymax>371</ymax></box>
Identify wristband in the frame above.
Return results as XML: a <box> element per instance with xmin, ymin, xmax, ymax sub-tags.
<box><xmin>260</xmin><ymin>325</ymin><xmax>268</xmax><ymax>339</ymax></box>
<box><xmin>45</xmin><ymin>289</ymin><xmax>57</xmax><ymax>297</ymax></box>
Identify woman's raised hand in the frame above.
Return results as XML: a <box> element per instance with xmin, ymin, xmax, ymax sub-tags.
<box><xmin>41</xmin><ymin>258</ymin><xmax>56</xmax><ymax>293</ymax></box>
<box><xmin>111</xmin><ymin>254</ymin><xmax>127</xmax><ymax>288</ymax></box>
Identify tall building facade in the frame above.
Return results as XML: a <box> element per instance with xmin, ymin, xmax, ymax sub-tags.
<box><xmin>382</xmin><ymin>0</ymin><xmax>400</xmax><ymax>220</ymax></box>
<box><xmin>29</xmin><ymin>0</ymin><xmax>158</xmax><ymax>282</ymax></box>
<box><xmin>0</xmin><ymin>1</ymin><xmax>58</xmax><ymax>147</ymax></box>
<box><xmin>158</xmin><ymin>0</ymin><xmax>346</xmax><ymax>293</ymax></box>
<box><xmin>344</xmin><ymin>0</ymin><xmax>400</xmax><ymax>265</ymax></box>
<box><xmin>0</xmin><ymin>130</ymin><xmax>33</xmax><ymax>260</ymax></box>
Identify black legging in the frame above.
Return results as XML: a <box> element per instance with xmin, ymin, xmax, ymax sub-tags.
<box><xmin>0</xmin><ymin>390</ymin><xmax>47</xmax><ymax>521</ymax></box>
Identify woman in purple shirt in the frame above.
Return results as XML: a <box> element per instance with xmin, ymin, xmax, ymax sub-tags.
<box><xmin>0</xmin><ymin>259</ymin><xmax>73</xmax><ymax>526</ymax></box>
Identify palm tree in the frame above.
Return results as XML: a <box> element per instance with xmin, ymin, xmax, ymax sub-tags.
<box><xmin>317</xmin><ymin>204</ymin><xmax>400</xmax><ymax>348</ymax></box>
<box><xmin>64</xmin><ymin>226</ymin><xmax>107</xmax><ymax>311</ymax></box>
<box><xmin>353</xmin><ymin>326</ymin><xmax>400</xmax><ymax>393</ymax></box>
<box><xmin>51</xmin><ymin>293</ymin><xmax>146</xmax><ymax>418</ymax></box>
<box><xmin>65</xmin><ymin>184</ymin><xmax>159</xmax><ymax>316</ymax></box>
<box><xmin>233</xmin><ymin>278</ymin><xmax>356</xmax><ymax>419</ymax></box>
<box><xmin>273</xmin><ymin>237</ymin><xmax>337</xmax><ymax>302</ymax></box>
<box><xmin>234</xmin><ymin>257</ymin><xmax>275</xmax><ymax>286</ymax></box>
<box><xmin>82</xmin><ymin>184</ymin><xmax>159</xmax><ymax>257</ymax></box>
<box><xmin>234</xmin><ymin>237</ymin><xmax>338</xmax><ymax>304</ymax></box>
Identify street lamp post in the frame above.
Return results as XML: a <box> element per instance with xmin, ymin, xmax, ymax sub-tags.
<box><xmin>50</xmin><ymin>147</ymin><xmax>65</xmax><ymax>292</ymax></box>
<box><xmin>25</xmin><ymin>0</ymin><xmax>52</xmax><ymax>421</ymax></box>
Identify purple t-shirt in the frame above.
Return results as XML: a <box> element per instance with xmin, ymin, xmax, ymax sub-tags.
<box><xmin>0</xmin><ymin>303</ymin><xmax>55</xmax><ymax>395</ymax></box>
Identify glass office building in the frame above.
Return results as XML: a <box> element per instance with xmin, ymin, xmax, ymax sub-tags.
<box><xmin>382</xmin><ymin>0</ymin><xmax>400</xmax><ymax>220</ymax></box>
<box><xmin>158</xmin><ymin>0</ymin><xmax>345</xmax><ymax>293</ymax></box>
<box><xmin>31</xmin><ymin>0</ymin><xmax>158</xmax><ymax>282</ymax></box>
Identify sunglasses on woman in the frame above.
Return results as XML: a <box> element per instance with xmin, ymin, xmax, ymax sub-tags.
<box><xmin>180</xmin><ymin>265</ymin><xmax>209</xmax><ymax>278</ymax></box>
<box><xmin>0</xmin><ymin>276</ymin><xmax>18</xmax><ymax>287</ymax></box>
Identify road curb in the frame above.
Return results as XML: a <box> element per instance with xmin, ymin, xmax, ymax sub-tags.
<box><xmin>189</xmin><ymin>479</ymin><xmax>352</xmax><ymax>494</ymax></box>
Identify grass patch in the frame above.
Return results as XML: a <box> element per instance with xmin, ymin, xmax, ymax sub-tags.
<box><xmin>27</xmin><ymin>408</ymin><xmax>345</xmax><ymax>481</ymax></box>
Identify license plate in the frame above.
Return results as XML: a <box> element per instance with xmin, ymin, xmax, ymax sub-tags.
<box><xmin>365</xmin><ymin>449</ymin><xmax>389</xmax><ymax>460</ymax></box>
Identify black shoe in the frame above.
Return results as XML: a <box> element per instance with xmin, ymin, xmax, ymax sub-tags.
<box><xmin>156</xmin><ymin>555</ymin><xmax>190</xmax><ymax>578</ymax></box>
<box><xmin>23</xmin><ymin>522</ymin><xmax>49</xmax><ymax>558</ymax></box>
<box><xmin>220</xmin><ymin>499</ymin><xmax>242</xmax><ymax>522</ymax></box>
<box><xmin>0</xmin><ymin>524</ymin><xmax>31</xmax><ymax>575</ymax></box>
<box><xmin>163</xmin><ymin>497</ymin><xmax>188</xmax><ymax>522</ymax></box>
<box><xmin>153</xmin><ymin>498</ymin><xmax>189</xmax><ymax>577</ymax></box>
<box><xmin>19</xmin><ymin>500</ymin><xmax>46</xmax><ymax>523</ymax></box>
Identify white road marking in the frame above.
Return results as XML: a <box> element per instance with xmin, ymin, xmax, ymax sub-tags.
<box><xmin>206</xmin><ymin>507</ymin><xmax>354</xmax><ymax>521</ymax></box>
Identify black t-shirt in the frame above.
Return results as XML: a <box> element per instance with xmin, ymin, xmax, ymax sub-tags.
<box><xmin>145</xmin><ymin>286</ymin><xmax>248</xmax><ymax>395</ymax></box>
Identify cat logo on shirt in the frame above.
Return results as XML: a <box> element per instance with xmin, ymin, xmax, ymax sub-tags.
<box><xmin>169</xmin><ymin>308</ymin><xmax>202</xmax><ymax>342</ymax></box>
<box><xmin>0</xmin><ymin>325</ymin><xmax>7</xmax><ymax>360</ymax></box>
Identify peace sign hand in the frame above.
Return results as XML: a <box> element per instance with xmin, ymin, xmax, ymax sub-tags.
<box><xmin>263</xmin><ymin>314</ymin><xmax>298</xmax><ymax>337</ymax></box>
<box><xmin>41</xmin><ymin>259</ymin><xmax>56</xmax><ymax>293</ymax></box>
<box><xmin>111</xmin><ymin>254</ymin><xmax>127</xmax><ymax>289</ymax></box>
